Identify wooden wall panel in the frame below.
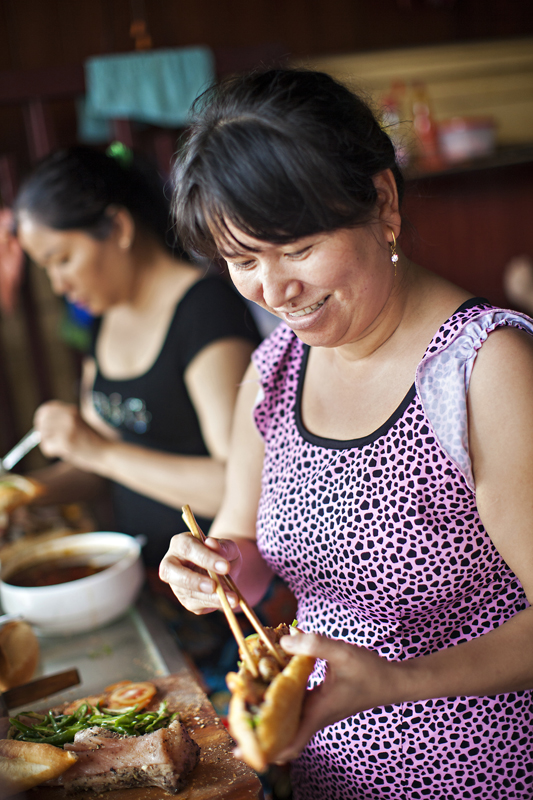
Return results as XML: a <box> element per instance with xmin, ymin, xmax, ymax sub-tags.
<box><xmin>0</xmin><ymin>0</ymin><xmax>529</xmax><ymax>166</ymax></box>
<box><xmin>401</xmin><ymin>162</ymin><xmax>533</xmax><ymax>308</ymax></box>
<box><xmin>0</xmin><ymin>0</ymin><xmax>531</xmax><ymax>73</ymax></box>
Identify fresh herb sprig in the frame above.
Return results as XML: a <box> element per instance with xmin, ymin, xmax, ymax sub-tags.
<box><xmin>8</xmin><ymin>701</ymin><xmax>178</xmax><ymax>746</ymax></box>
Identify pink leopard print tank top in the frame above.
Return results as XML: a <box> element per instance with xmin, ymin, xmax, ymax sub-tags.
<box><xmin>251</xmin><ymin>299</ymin><xmax>533</xmax><ymax>800</ymax></box>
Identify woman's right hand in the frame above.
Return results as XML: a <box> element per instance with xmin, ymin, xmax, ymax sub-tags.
<box><xmin>159</xmin><ymin>533</ymin><xmax>243</xmax><ymax>614</ymax></box>
<box><xmin>34</xmin><ymin>401</ymin><xmax>105</xmax><ymax>470</ymax></box>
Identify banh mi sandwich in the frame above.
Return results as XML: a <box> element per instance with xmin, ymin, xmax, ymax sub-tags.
<box><xmin>0</xmin><ymin>739</ymin><xmax>78</xmax><ymax>798</ymax></box>
<box><xmin>225</xmin><ymin>623</ymin><xmax>315</xmax><ymax>773</ymax></box>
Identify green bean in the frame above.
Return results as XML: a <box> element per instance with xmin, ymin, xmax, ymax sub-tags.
<box><xmin>9</xmin><ymin>719</ymin><xmax>37</xmax><ymax>735</ymax></box>
<box><xmin>9</xmin><ymin>699</ymin><xmax>176</xmax><ymax>745</ymax></box>
<box><xmin>49</xmin><ymin>713</ymin><xmax>60</xmax><ymax>732</ymax></box>
<box><xmin>34</xmin><ymin>726</ymin><xmax>85</xmax><ymax>746</ymax></box>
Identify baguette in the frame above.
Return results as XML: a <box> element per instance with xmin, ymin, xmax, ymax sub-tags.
<box><xmin>226</xmin><ymin>623</ymin><xmax>315</xmax><ymax>773</ymax></box>
<box><xmin>0</xmin><ymin>620</ymin><xmax>40</xmax><ymax>691</ymax></box>
<box><xmin>0</xmin><ymin>739</ymin><xmax>77</xmax><ymax>797</ymax></box>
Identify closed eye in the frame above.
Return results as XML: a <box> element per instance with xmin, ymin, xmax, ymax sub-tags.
<box><xmin>227</xmin><ymin>258</ymin><xmax>256</xmax><ymax>270</ymax></box>
<box><xmin>285</xmin><ymin>245</ymin><xmax>312</xmax><ymax>259</ymax></box>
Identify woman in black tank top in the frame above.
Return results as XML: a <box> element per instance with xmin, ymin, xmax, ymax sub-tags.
<box><xmin>14</xmin><ymin>145</ymin><xmax>260</xmax><ymax>567</ymax></box>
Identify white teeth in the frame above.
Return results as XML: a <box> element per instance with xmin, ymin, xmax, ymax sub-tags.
<box><xmin>289</xmin><ymin>300</ymin><xmax>325</xmax><ymax>318</ymax></box>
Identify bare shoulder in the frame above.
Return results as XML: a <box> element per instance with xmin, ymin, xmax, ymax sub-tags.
<box><xmin>468</xmin><ymin>325</ymin><xmax>533</xmax><ymax>454</ymax></box>
<box><xmin>468</xmin><ymin>325</ymin><xmax>533</xmax><ymax>591</ymax></box>
<box><xmin>471</xmin><ymin>325</ymin><xmax>533</xmax><ymax>393</ymax></box>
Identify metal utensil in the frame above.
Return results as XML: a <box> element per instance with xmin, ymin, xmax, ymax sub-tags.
<box><xmin>0</xmin><ymin>429</ymin><xmax>41</xmax><ymax>474</ymax></box>
<box><xmin>0</xmin><ymin>667</ymin><xmax>80</xmax><ymax>715</ymax></box>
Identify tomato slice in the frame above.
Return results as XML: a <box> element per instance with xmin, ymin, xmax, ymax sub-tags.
<box><xmin>104</xmin><ymin>680</ymin><xmax>133</xmax><ymax>693</ymax></box>
<box><xmin>105</xmin><ymin>681</ymin><xmax>157</xmax><ymax>710</ymax></box>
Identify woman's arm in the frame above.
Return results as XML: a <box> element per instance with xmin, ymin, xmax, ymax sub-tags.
<box><xmin>159</xmin><ymin>361</ymin><xmax>274</xmax><ymax>611</ymax></box>
<box><xmin>34</xmin><ymin>339</ymin><xmax>255</xmax><ymax>519</ymax></box>
<box><xmin>26</xmin><ymin>359</ymin><xmax>112</xmax><ymax>506</ymax></box>
<box><xmin>275</xmin><ymin>325</ymin><xmax>533</xmax><ymax>762</ymax></box>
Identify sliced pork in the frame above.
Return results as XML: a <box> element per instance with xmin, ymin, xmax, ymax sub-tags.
<box><xmin>50</xmin><ymin>721</ymin><xmax>199</xmax><ymax>794</ymax></box>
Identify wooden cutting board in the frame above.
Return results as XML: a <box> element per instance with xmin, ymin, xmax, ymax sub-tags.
<box><xmin>14</xmin><ymin>672</ymin><xmax>264</xmax><ymax>800</ymax></box>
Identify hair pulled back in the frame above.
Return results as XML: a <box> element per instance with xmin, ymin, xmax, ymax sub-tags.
<box><xmin>173</xmin><ymin>68</ymin><xmax>404</xmax><ymax>259</ymax></box>
<box><xmin>14</xmin><ymin>146</ymin><xmax>175</xmax><ymax>252</ymax></box>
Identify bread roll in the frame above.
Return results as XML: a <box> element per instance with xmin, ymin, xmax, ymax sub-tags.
<box><xmin>0</xmin><ymin>739</ymin><xmax>77</xmax><ymax>797</ymax></box>
<box><xmin>0</xmin><ymin>620</ymin><xmax>40</xmax><ymax>691</ymax></box>
<box><xmin>227</xmin><ymin>651</ymin><xmax>315</xmax><ymax>772</ymax></box>
<box><xmin>0</xmin><ymin>475</ymin><xmax>44</xmax><ymax>514</ymax></box>
<box><xmin>226</xmin><ymin>624</ymin><xmax>315</xmax><ymax>773</ymax></box>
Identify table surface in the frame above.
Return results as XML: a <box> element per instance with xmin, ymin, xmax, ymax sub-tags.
<box><xmin>14</xmin><ymin>595</ymin><xmax>179</xmax><ymax>713</ymax></box>
<box><xmin>6</xmin><ymin>593</ymin><xmax>264</xmax><ymax>800</ymax></box>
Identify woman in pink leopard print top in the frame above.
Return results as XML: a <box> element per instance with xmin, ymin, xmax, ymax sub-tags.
<box><xmin>161</xmin><ymin>69</ymin><xmax>533</xmax><ymax>799</ymax></box>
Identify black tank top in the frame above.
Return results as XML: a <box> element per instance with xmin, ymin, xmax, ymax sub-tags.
<box><xmin>91</xmin><ymin>276</ymin><xmax>261</xmax><ymax>567</ymax></box>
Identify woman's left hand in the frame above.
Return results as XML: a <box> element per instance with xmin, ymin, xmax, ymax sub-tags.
<box><xmin>34</xmin><ymin>401</ymin><xmax>106</xmax><ymax>471</ymax></box>
<box><xmin>272</xmin><ymin>632</ymin><xmax>399</xmax><ymax>764</ymax></box>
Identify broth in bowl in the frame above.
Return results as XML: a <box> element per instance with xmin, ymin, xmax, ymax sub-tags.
<box><xmin>5</xmin><ymin>558</ymin><xmax>110</xmax><ymax>587</ymax></box>
<box><xmin>0</xmin><ymin>532</ymin><xmax>144</xmax><ymax>635</ymax></box>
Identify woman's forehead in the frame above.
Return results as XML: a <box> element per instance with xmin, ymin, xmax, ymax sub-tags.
<box><xmin>17</xmin><ymin>213</ymin><xmax>60</xmax><ymax>246</ymax></box>
<box><xmin>209</xmin><ymin>215</ymin><xmax>262</xmax><ymax>256</ymax></box>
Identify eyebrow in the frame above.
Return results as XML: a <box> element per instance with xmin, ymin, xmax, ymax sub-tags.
<box><xmin>218</xmin><ymin>243</ymin><xmax>262</xmax><ymax>259</ymax></box>
<box><xmin>219</xmin><ymin>248</ymin><xmax>250</xmax><ymax>259</ymax></box>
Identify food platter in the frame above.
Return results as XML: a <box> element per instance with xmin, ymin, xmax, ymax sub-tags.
<box><xmin>13</xmin><ymin>672</ymin><xmax>263</xmax><ymax>800</ymax></box>
<box><xmin>1</xmin><ymin>600</ymin><xmax>263</xmax><ymax>800</ymax></box>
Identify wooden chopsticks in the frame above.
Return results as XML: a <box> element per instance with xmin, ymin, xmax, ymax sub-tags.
<box><xmin>181</xmin><ymin>505</ymin><xmax>285</xmax><ymax>675</ymax></box>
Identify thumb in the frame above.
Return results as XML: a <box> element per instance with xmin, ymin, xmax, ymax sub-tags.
<box><xmin>204</xmin><ymin>537</ymin><xmax>242</xmax><ymax>570</ymax></box>
<box><xmin>279</xmin><ymin>631</ymin><xmax>331</xmax><ymax>660</ymax></box>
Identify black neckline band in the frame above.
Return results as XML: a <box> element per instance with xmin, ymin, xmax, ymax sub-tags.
<box><xmin>294</xmin><ymin>296</ymin><xmax>490</xmax><ymax>450</ymax></box>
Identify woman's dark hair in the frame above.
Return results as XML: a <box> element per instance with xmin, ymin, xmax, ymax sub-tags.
<box><xmin>14</xmin><ymin>145</ymin><xmax>181</xmax><ymax>255</ymax></box>
<box><xmin>172</xmin><ymin>68</ymin><xmax>404</xmax><ymax>259</ymax></box>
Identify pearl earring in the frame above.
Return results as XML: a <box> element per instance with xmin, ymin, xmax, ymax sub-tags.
<box><xmin>389</xmin><ymin>230</ymin><xmax>398</xmax><ymax>277</ymax></box>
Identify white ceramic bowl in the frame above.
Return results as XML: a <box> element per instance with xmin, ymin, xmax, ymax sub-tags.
<box><xmin>0</xmin><ymin>532</ymin><xmax>144</xmax><ymax>636</ymax></box>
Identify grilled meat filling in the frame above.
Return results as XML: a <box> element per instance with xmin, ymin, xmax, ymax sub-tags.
<box><xmin>48</xmin><ymin>721</ymin><xmax>199</xmax><ymax>794</ymax></box>
<box><xmin>227</xmin><ymin>624</ymin><xmax>292</xmax><ymax>711</ymax></box>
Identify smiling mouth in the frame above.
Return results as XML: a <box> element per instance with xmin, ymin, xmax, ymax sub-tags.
<box><xmin>287</xmin><ymin>299</ymin><xmax>327</xmax><ymax>318</ymax></box>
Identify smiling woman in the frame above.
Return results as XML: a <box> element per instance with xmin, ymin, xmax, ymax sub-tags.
<box><xmin>219</xmin><ymin>211</ymin><xmax>399</xmax><ymax>353</ymax></box>
<box><xmin>12</xmin><ymin>146</ymin><xmax>261</xmax><ymax>569</ymax></box>
<box><xmin>160</xmin><ymin>69</ymin><xmax>533</xmax><ymax>799</ymax></box>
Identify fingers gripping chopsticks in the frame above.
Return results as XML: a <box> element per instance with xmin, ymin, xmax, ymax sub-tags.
<box><xmin>181</xmin><ymin>505</ymin><xmax>285</xmax><ymax>678</ymax></box>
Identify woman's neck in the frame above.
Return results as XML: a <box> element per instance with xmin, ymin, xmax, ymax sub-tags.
<box><xmin>330</xmin><ymin>256</ymin><xmax>419</xmax><ymax>365</ymax></box>
<box><xmin>124</xmin><ymin>240</ymin><xmax>196</xmax><ymax>312</ymax></box>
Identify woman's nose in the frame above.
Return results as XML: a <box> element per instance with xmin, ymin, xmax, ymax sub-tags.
<box><xmin>261</xmin><ymin>261</ymin><xmax>302</xmax><ymax>310</ymax></box>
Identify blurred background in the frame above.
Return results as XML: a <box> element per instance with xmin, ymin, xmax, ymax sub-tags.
<box><xmin>0</xmin><ymin>0</ymin><xmax>532</xmax><ymax>463</ymax></box>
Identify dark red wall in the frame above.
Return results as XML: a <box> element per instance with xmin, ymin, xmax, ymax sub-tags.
<box><xmin>402</xmin><ymin>160</ymin><xmax>533</xmax><ymax>308</ymax></box>
<box><xmin>0</xmin><ymin>0</ymin><xmax>532</xmax><ymax>168</ymax></box>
